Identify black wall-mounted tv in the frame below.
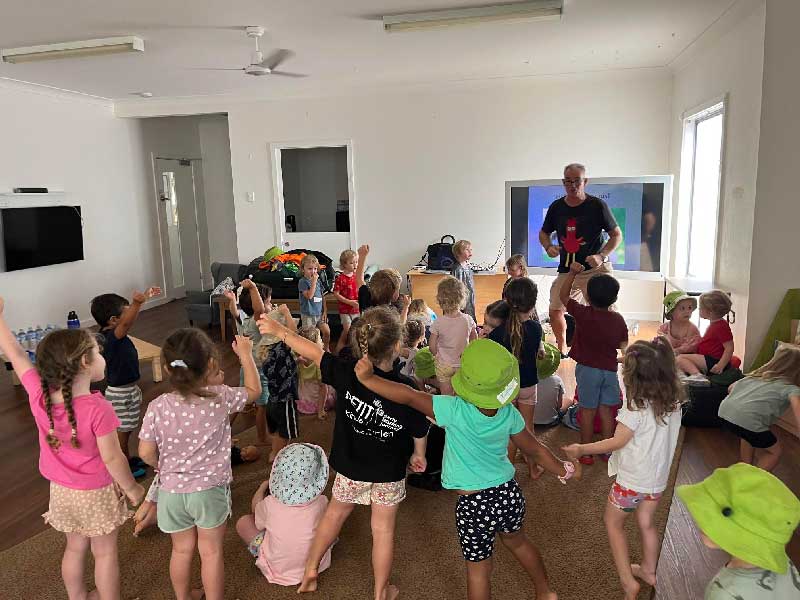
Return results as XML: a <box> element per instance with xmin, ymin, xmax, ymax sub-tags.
<box><xmin>1</xmin><ymin>206</ymin><xmax>84</xmax><ymax>272</ymax></box>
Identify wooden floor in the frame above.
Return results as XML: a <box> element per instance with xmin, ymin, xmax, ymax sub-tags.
<box><xmin>1</xmin><ymin>300</ymin><xmax>798</xmax><ymax>599</ymax></box>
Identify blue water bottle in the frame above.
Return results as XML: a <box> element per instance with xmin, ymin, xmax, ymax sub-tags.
<box><xmin>67</xmin><ymin>311</ymin><xmax>80</xmax><ymax>329</ymax></box>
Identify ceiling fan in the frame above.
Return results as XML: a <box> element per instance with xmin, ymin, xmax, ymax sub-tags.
<box><xmin>192</xmin><ymin>26</ymin><xmax>304</xmax><ymax>77</ymax></box>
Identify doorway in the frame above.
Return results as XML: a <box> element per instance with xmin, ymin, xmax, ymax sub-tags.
<box><xmin>271</xmin><ymin>142</ymin><xmax>357</xmax><ymax>260</ymax></box>
<box><xmin>154</xmin><ymin>157</ymin><xmax>210</xmax><ymax>299</ymax></box>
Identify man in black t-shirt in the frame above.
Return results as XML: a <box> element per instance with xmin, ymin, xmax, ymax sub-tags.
<box><xmin>539</xmin><ymin>163</ymin><xmax>622</xmax><ymax>354</ymax></box>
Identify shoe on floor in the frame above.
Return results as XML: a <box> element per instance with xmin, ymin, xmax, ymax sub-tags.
<box><xmin>578</xmin><ymin>455</ymin><xmax>595</xmax><ymax>466</ymax></box>
<box><xmin>128</xmin><ymin>456</ymin><xmax>145</xmax><ymax>468</ymax></box>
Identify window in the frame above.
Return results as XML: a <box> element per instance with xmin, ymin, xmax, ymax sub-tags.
<box><xmin>675</xmin><ymin>100</ymin><xmax>725</xmax><ymax>281</ymax></box>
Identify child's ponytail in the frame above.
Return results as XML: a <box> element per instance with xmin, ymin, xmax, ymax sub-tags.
<box><xmin>349</xmin><ymin>307</ymin><xmax>403</xmax><ymax>363</ymax></box>
<box><xmin>502</xmin><ymin>278</ymin><xmax>539</xmax><ymax>361</ymax></box>
<box><xmin>40</xmin><ymin>375</ymin><xmax>61</xmax><ymax>450</ymax></box>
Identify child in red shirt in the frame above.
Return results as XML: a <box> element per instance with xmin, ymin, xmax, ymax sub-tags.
<box><xmin>676</xmin><ymin>290</ymin><xmax>734</xmax><ymax>382</ymax></box>
<box><xmin>332</xmin><ymin>249</ymin><xmax>361</xmax><ymax>354</ymax></box>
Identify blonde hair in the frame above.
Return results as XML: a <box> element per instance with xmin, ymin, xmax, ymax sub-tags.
<box><xmin>350</xmin><ymin>306</ymin><xmax>403</xmax><ymax>363</ymax></box>
<box><xmin>36</xmin><ymin>329</ymin><xmax>98</xmax><ymax>450</ymax></box>
<box><xmin>298</xmin><ymin>326</ymin><xmax>323</xmax><ymax>347</ymax></box>
<box><xmin>748</xmin><ymin>343</ymin><xmax>800</xmax><ymax>387</ymax></box>
<box><xmin>339</xmin><ymin>249</ymin><xmax>357</xmax><ymax>268</ymax></box>
<box><xmin>452</xmin><ymin>240</ymin><xmax>472</xmax><ymax>261</ymax></box>
<box><xmin>408</xmin><ymin>298</ymin><xmax>428</xmax><ymax>316</ymax></box>
<box><xmin>505</xmin><ymin>254</ymin><xmax>528</xmax><ymax>277</ymax></box>
<box><xmin>368</xmin><ymin>269</ymin><xmax>402</xmax><ymax>306</ymax></box>
<box><xmin>437</xmin><ymin>276</ymin><xmax>466</xmax><ymax>313</ymax></box>
<box><xmin>162</xmin><ymin>328</ymin><xmax>220</xmax><ymax>400</ymax></box>
<box><xmin>300</xmin><ymin>253</ymin><xmax>320</xmax><ymax>269</ymax></box>
<box><xmin>699</xmin><ymin>290</ymin><xmax>732</xmax><ymax>319</ymax></box>
<box><xmin>622</xmin><ymin>338</ymin><xmax>683</xmax><ymax>423</ymax></box>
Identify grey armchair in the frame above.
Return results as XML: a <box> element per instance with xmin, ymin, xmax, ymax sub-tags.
<box><xmin>185</xmin><ymin>262</ymin><xmax>245</xmax><ymax>328</ymax></box>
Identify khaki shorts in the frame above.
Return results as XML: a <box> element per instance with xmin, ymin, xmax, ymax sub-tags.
<box><xmin>515</xmin><ymin>385</ymin><xmax>538</xmax><ymax>407</ymax></box>
<box><xmin>339</xmin><ymin>313</ymin><xmax>359</xmax><ymax>327</ymax></box>
<box><xmin>332</xmin><ymin>473</ymin><xmax>406</xmax><ymax>506</ymax></box>
<box><xmin>548</xmin><ymin>262</ymin><xmax>614</xmax><ymax>311</ymax></box>
<box><xmin>44</xmin><ymin>482</ymin><xmax>131</xmax><ymax>537</ymax></box>
<box><xmin>435</xmin><ymin>359</ymin><xmax>459</xmax><ymax>384</ymax></box>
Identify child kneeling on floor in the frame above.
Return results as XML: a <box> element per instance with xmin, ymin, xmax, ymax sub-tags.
<box><xmin>236</xmin><ymin>443</ymin><xmax>332</xmax><ymax>586</ymax></box>
<box><xmin>355</xmin><ymin>338</ymin><xmax>580</xmax><ymax>600</ymax></box>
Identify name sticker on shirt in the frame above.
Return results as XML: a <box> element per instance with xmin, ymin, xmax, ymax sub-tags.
<box><xmin>497</xmin><ymin>378</ymin><xmax>519</xmax><ymax>405</ymax></box>
<box><xmin>314</xmin><ymin>297</ymin><xmax>322</xmax><ymax>303</ymax></box>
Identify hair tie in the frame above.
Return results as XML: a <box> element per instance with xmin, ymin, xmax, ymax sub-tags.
<box><xmin>71</xmin><ymin>427</ymin><xmax>77</xmax><ymax>437</ymax></box>
<box><xmin>629</xmin><ymin>350</ymin><xmax>639</xmax><ymax>357</ymax></box>
<box><xmin>170</xmin><ymin>359</ymin><xmax>188</xmax><ymax>368</ymax></box>
<box><xmin>48</xmin><ymin>428</ymin><xmax>55</xmax><ymax>436</ymax></box>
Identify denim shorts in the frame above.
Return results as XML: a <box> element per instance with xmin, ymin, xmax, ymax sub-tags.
<box><xmin>575</xmin><ymin>364</ymin><xmax>620</xmax><ymax>409</ymax></box>
<box><xmin>157</xmin><ymin>485</ymin><xmax>231</xmax><ymax>533</ymax></box>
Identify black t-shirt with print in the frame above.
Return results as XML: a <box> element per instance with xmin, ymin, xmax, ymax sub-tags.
<box><xmin>541</xmin><ymin>195</ymin><xmax>618</xmax><ymax>273</ymax></box>
<box><xmin>320</xmin><ymin>352</ymin><xmax>430</xmax><ymax>483</ymax></box>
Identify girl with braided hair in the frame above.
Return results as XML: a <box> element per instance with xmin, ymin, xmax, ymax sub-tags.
<box><xmin>0</xmin><ymin>296</ymin><xmax>144</xmax><ymax>599</ymax></box>
<box><xmin>258</xmin><ymin>306</ymin><xmax>430</xmax><ymax>600</ymax></box>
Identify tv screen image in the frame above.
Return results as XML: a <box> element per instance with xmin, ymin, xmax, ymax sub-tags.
<box><xmin>1</xmin><ymin>206</ymin><xmax>84</xmax><ymax>272</ymax></box>
<box><xmin>507</xmin><ymin>177</ymin><xmax>671</xmax><ymax>276</ymax></box>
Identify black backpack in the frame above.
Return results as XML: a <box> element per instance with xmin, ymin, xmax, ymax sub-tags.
<box><xmin>426</xmin><ymin>235</ymin><xmax>457</xmax><ymax>271</ymax></box>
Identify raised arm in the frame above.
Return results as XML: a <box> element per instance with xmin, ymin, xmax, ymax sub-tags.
<box><xmin>233</xmin><ymin>335</ymin><xmax>261</xmax><ymax>403</ymax></box>
<box><xmin>0</xmin><ymin>297</ymin><xmax>34</xmax><ymax>377</ymax></box>
<box><xmin>115</xmin><ymin>287</ymin><xmax>160</xmax><ymax>339</ymax></box>
<box><xmin>258</xmin><ymin>313</ymin><xmax>323</xmax><ymax>366</ymax></box>
<box><xmin>356</xmin><ymin>244</ymin><xmax>369</xmax><ymax>288</ymax></box>
<box><xmin>399</xmin><ymin>294</ymin><xmax>411</xmax><ymax>324</ymax></box>
<box><xmin>559</xmin><ymin>262</ymin><xmax>584</xmax><ymax>308</ymax></box>
<box><xmin>355</xmin><ymin>356</ymin><xmax>435</xmax><ymax>418</ymax></box>
<box><xmin>242</xmin><ymin>279</ymin><xmax>266</xmax><ymax>320</ymax></box>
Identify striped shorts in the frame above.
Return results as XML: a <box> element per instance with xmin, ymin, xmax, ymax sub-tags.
<box><xmin>106</xmin><ymin>384</ymin><xmax>142</xmax><ymax>432</ymax></box>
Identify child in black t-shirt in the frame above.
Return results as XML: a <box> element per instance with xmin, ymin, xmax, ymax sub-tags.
<box><xmin>258</xmin><ymin>306</ymin><xmax>429</xmax><ymax>599</ymax></box>
<box><xmin>90</xmin><ymin>286</ymin><xmax>160</xmax><ymax>476</ymax></box>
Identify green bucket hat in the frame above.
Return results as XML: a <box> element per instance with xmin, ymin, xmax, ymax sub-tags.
<box><xmin>663</xmin><ymin>291</ymin><xmax>697</xmax><ymax>317</ymax></box>
<box><xmin>536</xmin><ymin>342</ymin><xmax>561</xmax><ymax>380</ymax></box>
<box><xmin>451</xmin><ymin>339</ymin><xmax>520</xmax><ymax>409</ymax></box>
<box><xmin>677</xmin><ymin>463</ymin><xmax>800</xmax><ymax>573</ymax></box>
<box><xmin>414</xmin><ymin>347</ymin><xmax>436</xmax><ymax>379</ymax></box>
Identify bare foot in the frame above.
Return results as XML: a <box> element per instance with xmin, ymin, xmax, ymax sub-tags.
<box><xmin>297</xmin><ymin>570</ymin><xmax>318</xmax><ymax>593</ymax></box>
<box><xmin>530</xmin><ymin>463</ymin><xmax>545</xmax><ymax>480</ymax></box>
<box><xmin>190</xmin><ymin>589</ymin><xmax>205</xmax><ymax>599</ymax></box>
<box><xmin>537</xmin><ymin>592</ymin><xmax>558</xmax><ymax>600</ymax></box>
<box><xmin>621</xmin><ymin>577</ymin><xmax>640</xmax><ymax>600</ymax></box>
<box><xmin>380</xmin><ymin>584</ymin><xmax>399</xmax><ymax>600</ymax></box>
<box><xmin>631</xmin><ymin>564</ymin><xmax>656</xmax><ymax>587</ymax></box>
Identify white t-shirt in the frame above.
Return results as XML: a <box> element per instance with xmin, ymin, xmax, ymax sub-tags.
<box><xmin>608</xmin><ymin>402</ymin><xmax>682</xmax><ymax>494</ymax></box>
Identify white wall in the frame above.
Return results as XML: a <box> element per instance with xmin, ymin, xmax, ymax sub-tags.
<box><xmin>0</xmin><ymin>81</ymin><xmax>161</xmax><ymax>329</ymax></box>
<box><xmin>197</xmin><ymin>116</ymin><xmax>238</xmax><ymax>264</ymax></box>
<box><xmin>668</xmin><ymin>1</ymin><xmax>766</xmax><ymax>361</ymax></box>
<box><xmin>225</xmin><ymin>70</ymin><xmax>672</xmax><ymax>320</ymax></box>
<box><xmin>746</xmin><ymin>0</ymin><xmax>800</xmax><ymax>365</ymax></box>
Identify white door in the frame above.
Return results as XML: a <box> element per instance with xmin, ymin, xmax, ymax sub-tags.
<box><xmin>155</xmin><ymin>158</ymin><xmax>205</xmax><ymax>299</ymax></box>
<box><xmin>271</xmin><ymin>143</ymin><xmax>357</xmax><ymax>261</ymax></box>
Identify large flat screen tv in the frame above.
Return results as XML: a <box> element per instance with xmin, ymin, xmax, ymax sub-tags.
<box><xmin>1</xmin><ymin>206</ymin><xmax>84</xmax><ymax>272</ymax></box>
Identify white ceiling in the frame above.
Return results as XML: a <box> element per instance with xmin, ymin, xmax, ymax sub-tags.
<box><xmin>0</xmin><ymin>0</ymin><xmax>737</xmax><ymax>101</ymax></box>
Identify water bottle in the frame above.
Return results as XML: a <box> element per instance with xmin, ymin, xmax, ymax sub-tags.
<box><xmin>35</xmin><ymin>325</ymin><xmax>43</xmax><ymax>343</ymax></box>
<box><xmin>15</xmin><ymin>330</ymin><xmax>25</xmax><ymax>348</ymax></box>
<box><xmin>25</xmin><ymin>327</ymin><xmax>34</xmax><ymax>350</ymax></box>
<box><xmin>67</xmin><ymin>311</ymin><xmax>80</xmax><ymax>329</ymax></box>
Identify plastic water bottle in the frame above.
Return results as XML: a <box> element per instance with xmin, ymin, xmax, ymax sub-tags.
<box><xmin>34</xmin><ymin>325</ymin><xmax>43</xmax><ymax>343</ymax></box>
<box><xmin>25</xmin><ymin>327</ymin><xmax>35</xmax><ymax>350</ymax></box>
<box><xmin>67</xmin><ymin>311</ymin><xmax>80</xmax><ymax>329</ymax></box>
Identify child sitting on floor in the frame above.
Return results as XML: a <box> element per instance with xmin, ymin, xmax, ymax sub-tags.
<box><xmin>236</xmin><ymin>443</ymin><xmax>333</xmax><ymax>586</ymax></box>
<box><xmin>355</xmin><ymin>338</ymin><xmax>579</xmax><ymax>600</ymax></box>
<box><xmin>676</xmin><ymin>290</ymin><xmax>734</xmax><ymax>383</ymax></box>
<box><xmin>717</xmin><ymin>342</ymin><xmax>800</xmax><ymax>472</ymax></box>
<box><xmin>677</xmin><ymin>463</ymin><xmax>800</xmax><ymax>599</ymax></box>
<box><xmin>430</xmin><ymin>276</ymin><xmax>478</xmax><ymax>395</ymax></box>
<box><xmin>295</xmin><ymin>326</ymin><xmax>335</xmax><ymax>419</ymax></box>
<box><xmin>138</xmin><ymin>328</ymin><xmax>261</xmax><ymax>600</ymax></box>
<box><xmin>564</xmin><ymin>338</ymin><xmax>684</xmax><ymax>600</ymax></box>
<box><xmin>657</xmin><ymin>291</ymin><xmax>701</xmax><ymax>356</ymax></box>
<box><xmin>560</xmin><ymin>262</ymin><xmax>628</xmax><ymax>464</ymax></box>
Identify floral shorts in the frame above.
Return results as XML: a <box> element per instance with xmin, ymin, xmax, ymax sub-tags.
<box><xmin>332</xmin><ymin>473</ymin><xmax>406</xmax><ymax>506</ymax></box>
<box><xmin>248</xmin><ymin>530</ymin><xmax>266</xmax><ymax>556</ymax></box>
<box><xmin>44</xmin><ymin>482</ymin><xmax>132</xmax><ymax>537</ymax></box>
<box><xmin>608</xmin><ymin>481</ymin><xmax>662</xmax><ymax>512</ymax></box>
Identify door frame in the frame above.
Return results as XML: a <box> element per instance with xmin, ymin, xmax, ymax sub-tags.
<box><xmin>151</xmin><ymin>155</ymin><xmax>206</xmax><ymax>300</ymax></box>
<box><xmin>269</xmin><ymin>139</ymin><xmax>357</xmax><ymax>251</ymax></box>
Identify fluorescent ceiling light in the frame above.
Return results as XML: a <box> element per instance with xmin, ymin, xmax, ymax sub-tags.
<box><xmin>383</xmin><ymin>1</ymin><xmax>562</xmax><ymax>32</ymax></box>
<box><xmin>1</xmin><ymin>36</ymin><xmax>144</xmax><ymax>64</ymax></box>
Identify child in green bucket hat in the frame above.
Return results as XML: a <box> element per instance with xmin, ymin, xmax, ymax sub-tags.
<box><xmin>677</xmin><ymin>462</ymin><xmax>800</xmax><ymax>599</ymax></box>
<box><xmin>355</xmin><ymin>337</ymin><xmax>580</xmax><ymax>599</ymax></box>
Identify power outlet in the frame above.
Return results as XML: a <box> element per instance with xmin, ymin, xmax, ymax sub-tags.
<box><xmin>246</xmin><ymin>192</ymin><xmax>256</xmax><ymax>203</ymax></box>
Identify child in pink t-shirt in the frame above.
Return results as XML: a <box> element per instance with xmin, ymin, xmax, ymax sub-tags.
<box><xmin>0</xmin><ymin>297</ymin><xmax>144</xmax><ymax>600</ymax></box>
<box><xmin>430</xmin><ymin>276</ymin><xmax>477</xmax><ymax>394</ymax></box>
<box><xmin>236</xmin><ymin>443</ymin><xmax>332</xmax><ymax>586</ymax></box>
<box><xmin>138</xmin><ymin>327</ymin><xmax>261</xmax><ymax>600</ymax></box>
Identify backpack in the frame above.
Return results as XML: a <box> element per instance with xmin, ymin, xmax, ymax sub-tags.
<box><xmin>426</xmin><ymin>235</ymin><xmax>457</xmax><ymax>271</ymax></box>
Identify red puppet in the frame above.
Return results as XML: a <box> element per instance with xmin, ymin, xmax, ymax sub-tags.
<box><xmin>560</xmin><ymin>218</ymin><xmax>585</xmax><ymax>266</ymax></box>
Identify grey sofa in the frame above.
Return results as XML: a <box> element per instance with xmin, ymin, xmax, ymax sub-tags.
<box><xmin>185</xmin><ymin>262</ymin><xmax>245</xmax><ymax>327</ymax></box>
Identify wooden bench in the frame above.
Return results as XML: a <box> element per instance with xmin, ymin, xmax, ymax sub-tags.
<box><xmin>1</xmin><ymin>335</ymin><xmax>162</xmax><ymax>386</ymax></box>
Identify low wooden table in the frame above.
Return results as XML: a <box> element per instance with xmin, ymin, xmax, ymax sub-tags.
<box><xmin>1</xmin><ymin>335</ymin><xmax>162</xmax><ymax>386</ymax></box>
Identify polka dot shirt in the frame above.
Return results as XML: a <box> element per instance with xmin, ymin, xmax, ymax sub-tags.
<box><xmin>139</xmin><ymin>385</ymin><xmax>248</xmax><ymax>493</ymax></box>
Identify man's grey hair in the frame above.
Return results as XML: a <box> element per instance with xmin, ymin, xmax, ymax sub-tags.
<box><xmin>563</xmin><ymin>163</ymin><xmax>586</xmax><ymax>176</ymax></box>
